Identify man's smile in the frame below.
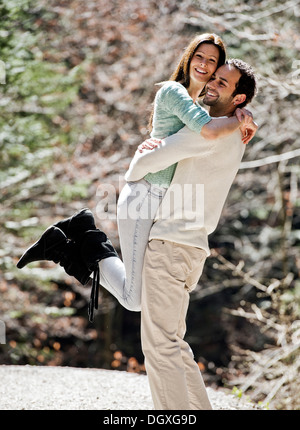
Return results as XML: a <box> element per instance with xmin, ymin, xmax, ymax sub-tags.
<box><xmin>206</xmin><ymin>90</ymin><xmax>218</xmax><ymax>98</ymax></box>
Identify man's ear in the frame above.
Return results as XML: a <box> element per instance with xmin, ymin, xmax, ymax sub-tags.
<box><xmin>233</xmin><ymin>94</ymin><xmax>246</xmax><ymax>106</ymax></box>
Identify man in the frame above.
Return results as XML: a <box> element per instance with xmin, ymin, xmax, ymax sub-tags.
<box><xmin>125</xmin><ymin>59</ymin><xmax>257</xmax><ymax>410</ymax></box>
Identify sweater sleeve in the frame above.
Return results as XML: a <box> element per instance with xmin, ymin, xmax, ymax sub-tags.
<box><xmin>125</xmin><ymin>127</ymin><xmax>242</xmax><ymax>183</ymax></box>
<box><xmin>159</xmin><ymin>81</ymin><xmax>211</xmax><ymax>133</ymax></box>
<box><xmin>125</xmin><ymin>126</ymin><xmax>214</xmax><ymax>182</ymax></box>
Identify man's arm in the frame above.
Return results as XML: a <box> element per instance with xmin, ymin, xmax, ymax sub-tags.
<box><xmin>125</xmin><ymin>126</ymin><xmax>239</xmax><ymax>182</ymax></box>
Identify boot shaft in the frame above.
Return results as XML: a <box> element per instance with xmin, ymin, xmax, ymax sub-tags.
<box><xmin>54</xmin><ymin>208</ymin><xmax>97</xmax><ymax>242</ymax></box>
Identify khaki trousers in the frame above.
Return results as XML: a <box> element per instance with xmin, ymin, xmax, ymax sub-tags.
<box><xmin>141</xmin><ymin>239</ymin><xmax>212</xmax><ymax>410</ymax></box>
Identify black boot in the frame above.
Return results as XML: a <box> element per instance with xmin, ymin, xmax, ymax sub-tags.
<box><xmin>17</xmin><ymin>208</ymin><xmax>97</xmax><ymax>268</ymax></box>
<box><xmin>80</xmin><ymin>229</ymin><xmax>119</xmax><ymax>322</ymax></box>
<box><xmin>17</xmin><ymin>226</ymin><xmax>95</xmax><ymax>317</ymax></box>
<box><xmin>54</xmin><ymin>208</ymin><xmax>97</xmax><ymax>242</ymax></box>
<box><xmin>16</xmin><ymin>226</ymin><xmax>69</xmax><ymax>268</ymax></box>
<box><xmin>16</xmin><ymin>226</ymin><xmax>91</xmax><ymax>284</ymax></box>
<box><xmin>58</xmin><ymin>240</ymin><xmax>92</xmax><ymax>286</ymax></box>
<box><xmin>60</xmin><ymin>229</ymin><xmax>118</xmax><ymax>322</ymax></box>
<box><xmin>16</xmin><ymin>216</ymin><xmax>117</xmax><ymax>322</ymax></box>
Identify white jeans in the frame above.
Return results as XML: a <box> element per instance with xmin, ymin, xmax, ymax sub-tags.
<box><xmin>98</xmin><ymin>179</ymin><xmax>166</xmax><ymax>311</ymax></box>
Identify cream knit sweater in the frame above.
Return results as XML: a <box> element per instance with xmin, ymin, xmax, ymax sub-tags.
<box><xmin>125</xmin><ymin>125</ymin><xmax>245</xmax><ymax>255</ymax></box>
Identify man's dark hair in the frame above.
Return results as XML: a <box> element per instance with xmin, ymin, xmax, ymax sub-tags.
<box><xmin>226</xmin><ymin>59</ymin><xmax>257</xmax><ymax>108</ymax></box>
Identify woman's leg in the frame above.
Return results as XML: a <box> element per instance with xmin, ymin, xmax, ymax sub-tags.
<box><xmin>98</xmin><ymin>180</ymin><xmax>166</xmax><ymax>311</ymax></box>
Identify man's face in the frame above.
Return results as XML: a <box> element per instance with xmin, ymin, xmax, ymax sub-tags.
<box><xmin>203</xmin><ymin>64</ymin><xmax>242</xmax><ymax>110</ymax></box>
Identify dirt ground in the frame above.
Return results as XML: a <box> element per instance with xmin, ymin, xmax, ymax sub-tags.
<box><xmin>0</xmin><ymin>364</ymin><xmax>259</xmax><ymax>410</ymax></box>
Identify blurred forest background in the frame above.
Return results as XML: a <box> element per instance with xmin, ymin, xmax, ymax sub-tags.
<box><xmin>0</xmin><ymin>0</ymin><xmax>299</xmax><ymax>410</ymax></box>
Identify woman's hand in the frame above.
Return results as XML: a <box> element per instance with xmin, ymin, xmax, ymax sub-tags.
<box><xmin>138</xmin><ymin>138</ymin><xmax>162</xmax><ymax>152</ymax></box>
<box><xmin>235</xmin><ymin>107</ymin><xmax>253</xmax><ymax>125</ymax></box>
<box><xmin>235</xmin><ymin>107</ymin><xmax>258</xmax><ymax>144</ymax></box>
<box><xmin>240</xmin><ymin>123</ymin><xmax>258</xmax><ymax>144</ymax></box>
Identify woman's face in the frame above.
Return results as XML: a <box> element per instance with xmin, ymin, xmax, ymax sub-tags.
<box><xmin>189</xmin><ymin>43</ymin><xmax>220</xmax><ymax>86</ymax></box>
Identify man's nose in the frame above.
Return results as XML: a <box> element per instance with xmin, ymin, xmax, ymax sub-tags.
<box><xmin>207</xmin><ymin>80</ymin><xmax>216</xmax><ymax>89</ymax></box>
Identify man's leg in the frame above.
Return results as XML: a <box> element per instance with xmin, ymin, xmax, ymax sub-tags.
<box><xmin>177</xmin><ymin>288</ymin><xmax>212</xmax><ymax>410</ymax></box>
<box><xmin>141</xmin><ymin>239</ymin><xmax>212</xmax><ymax>410</ymax></box>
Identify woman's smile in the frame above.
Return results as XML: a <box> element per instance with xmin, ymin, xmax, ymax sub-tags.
<box><xmin>189</xmin><ymin>43</ymin><xmax>220</xmax><ymax>85</ymax></box>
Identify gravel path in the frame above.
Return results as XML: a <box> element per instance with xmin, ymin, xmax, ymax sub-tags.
<box><xmin>0</xmin><ymin>365</ymin><xmax>257</xmax><ymax>410</ymax></box>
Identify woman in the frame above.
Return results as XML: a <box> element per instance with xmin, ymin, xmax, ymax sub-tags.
<box><xmin>17</xmin><ymin>33</ymin><xmax>256</xmax><ymax>320</ymax></box>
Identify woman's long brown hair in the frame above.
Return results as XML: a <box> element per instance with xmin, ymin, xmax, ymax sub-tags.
<box><xmin>148</xmin><ymin>33</ymin><xmax>226</xmax><ymax>132</ymax></box>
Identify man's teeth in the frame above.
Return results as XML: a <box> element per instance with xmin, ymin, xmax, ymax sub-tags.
<box><xmin>207</xmin><ymin>91</ymin><xmax>216</xmax><ymax>96</ymax></box>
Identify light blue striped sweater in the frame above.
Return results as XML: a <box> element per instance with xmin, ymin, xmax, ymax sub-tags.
<box><xmin>144</xmin><ymin>80</ymin><xmax>211</xmax><ymax>187</ymax></box>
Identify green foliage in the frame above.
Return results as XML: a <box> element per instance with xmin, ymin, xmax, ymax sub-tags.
<box><xmin>55</xmin><ymin>180</ymin><xmax>90</xmax><ymax>203</ymax></box>
<box><xmin>0</xmin><ymin>0</ymin><xmax>82</xmax><ymax>174</ymax></box>
<box><xmin>232</xmin><ymin>386</ymin><xmax>270</xmax><ymax>410</ymax></box>
<box><xmin>232</xmin><ymin>386</ymin><xmax>243</xmax><ymax>399</ymax></box>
